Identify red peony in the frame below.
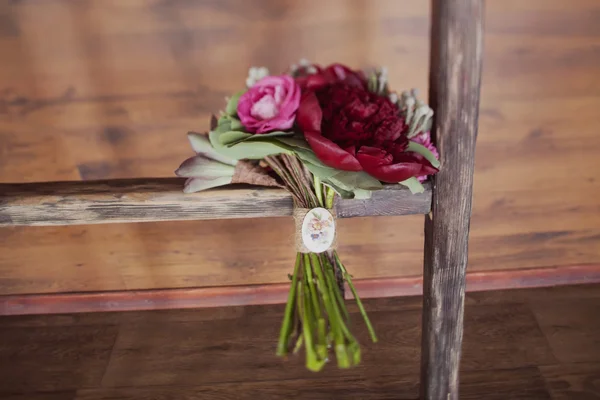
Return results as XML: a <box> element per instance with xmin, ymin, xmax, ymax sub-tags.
<box><xmin>295</xmin><ymin>63</ymin><xmax>367</xmax><ymax>92</ymax></box>
<box><xmin>296</xmin><ymin>64</ymin><xmax>437</xmax><ymax>183</ymax></box>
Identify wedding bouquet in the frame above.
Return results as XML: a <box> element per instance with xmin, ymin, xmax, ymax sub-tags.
<box><xmin>176</xmin><ymin>60</ymin><xmax>440</xmax><ymax>371</ymax></box>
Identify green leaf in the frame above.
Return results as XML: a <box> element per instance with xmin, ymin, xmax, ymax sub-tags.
<box><xmin>225</xmin><ymin>89</ymin><xmax>246</xmax><ymax>116</ymax></box>
<box><xmin>219</xmin><ymin>131</ymin><xmax>253</xmax><ymax>146</ymax></box>
<box><xmin>353</xmin><ymin>189</ymin><xmax>373</xmax><ymax>199</ymax></box>
<box><xmin>183</xmin><ymin>176</ymin><xmax>232</xmax><ymax>194</ymax></box>
<box><xmin>322</xmin><ymin>181</ymin><xmax>355</xmax><ymax>199</ymax></box>
<box><xmin>398</xmin><ymin>177</ymin><xmax>425</xmax><ymax>194</ymax></box>
<box><xmin>230</xmin><ymin>117</ymin><xmax>244</xmax><ymax>131</ymax></box>
<box><xmin>277</xmin><ymin>136</ymin><xmax>312</xmax><ymax>150</ymax></box>
<box><xmin>245</xmin><ymin>131</ymin><xmax>294</xmax><ymax>140</ymax></box>
<box><xmin>407</xmin><ymin>141</ymin><xmax>441</xmax><ymax>168</ymax></box>
<box><xmin>227</xmin><ymin>130</ymin><xmax>295</xmax><ymax>147</ymax></box>
<box><xmin>302</xmin><ymin>160</ymin><xmax>338</xmax><ymax>180</ymax></box>
<box><xmin>209</xmin><ymin>130</ymin><xmax>291</xmax><ymax>160</ymax></box>
<box><xmin>187</xmin><ymin>132</ymin><xmax>237</xmax><ymax>166</ymax></box>
<box><xmin>294</xmin><ymin>149</ymin><xmax>337</xmax><ymax>173</ymax></box>
<box><xmin>216</xmin><ymin>117</ymin><xmax>232</xmax><ymax>133</ymax></box>
<box><xmin>328</xmin><ymin>171</ymin><xmax>383</xmax><ymax>191</ymax></box>
<box><xmin>217</xmin><ymin>115</ymin><xmax>244</xmax><ymax>132</ymax></box>
<box><xmin>175</xmin><ymin>155</ymin><xmax>236</xmax><ymax>178</ymax></box>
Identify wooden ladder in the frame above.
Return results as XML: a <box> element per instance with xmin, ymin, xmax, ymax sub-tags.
<box><xmin>0</xmin><ymin>1</ymin><xmax>483</xmax><ymax>398</ymax></box>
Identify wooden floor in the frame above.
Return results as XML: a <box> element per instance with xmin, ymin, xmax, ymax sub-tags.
<box><xmin>1</xmin><ymin>0</ymin><xmax>600</xmax><ymax>296</ymax></box>
<box><xmin>0</xmin><ymin>284</ymin><xmax>598</xmax><ymax>399</ymax></box>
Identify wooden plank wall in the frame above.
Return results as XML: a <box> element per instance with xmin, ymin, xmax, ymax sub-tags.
<box><xmin>0</xmin><ymin>0</ymin><xmax>599</xmax><ymax>295</ymax></box>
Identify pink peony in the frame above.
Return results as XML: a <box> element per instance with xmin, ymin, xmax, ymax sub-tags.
<box><xmin>411</xmin><ymin>131</ymin><xmax>439</xmax><ymax>182</ymax></box>
<box><xmin>237</xmin><ymin>75</ymin><xmax>301</xmax><ymax>134</ymax></box>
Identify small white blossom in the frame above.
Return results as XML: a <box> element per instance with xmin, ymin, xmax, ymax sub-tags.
<box><xmin>246</xmin><ymin>66</ymin><xmax>270</xmax><ymax>88</ymax></box>
<box><xmin>299</xmin><ymin>58</ymin><xmax>311</xmax><ymax>67</ymax></box>
<box><xmin>399</xmin><ymin>88</ymin><xmax>433</xmax><ymax>138</ymax></box>
<box><xmin>377</xmin><ymin>66</ymin><xmax>389</xmax><ymax>94</ymax></box>
<box><xmin>290</xmin><ymin>58</ymin><xmax>316</xmax><ymax>76</ymax></box>
<box><xmin>388</xmin><ymin>92</ymin><xmax>398</xmax><ymax>104</ymax></box>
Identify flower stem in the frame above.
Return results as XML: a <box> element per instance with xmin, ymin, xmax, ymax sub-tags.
<box><xmin>293</xmin><ymin>333</ymin><xmax>304</xmax><ymax>354</ymax></box>
<box><xmin>320</xmin><ymin>253</ymin><xmax>349</xmax><ymax>321</ymax></box>
<box><xmin>276</xmin><ymin>253</ymin><xmax>301</xmax><ymax>357</ymax></box>
<box><xmin>301</xmin><ymin>269</ymin><xmax>325</xmax><ymax>372</ymax></box>
<box><xmin>334</xmin><ymin>251</ymin><xmax>378</xmax><ymax>343</ymax></box>
<box><xmin>310</xmin><ymin>252</ymin><xmax>349</xmax><ymax>368</ymax></box>
<box><xmin>320</xmin><ymin>253</ymin><xmax>360</xmax><ymax>366</ymax></box>
<box><xmin>325</xmin><ymin>186</ymin><xmax>335</xmax><ymax>209</ymax></box>
<box><xmin>314</xmin><ymin>176</ymin><xmax>324</xmax><ymax>207</ymax></box>
<box><xmin>304</xmin><ymin>254</ymin><xmax>327</xmax><ymax>361</ymax></box>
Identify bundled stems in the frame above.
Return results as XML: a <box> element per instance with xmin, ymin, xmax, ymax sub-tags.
<box><xmin>276</xmin><ymin>253</ymin><xmax>301</xmax><ymax>357</ymax></box>
<box><xmin>269</xmin><ymin>154</ymin><xmax>377</xmax><ymax>370</ymax></box>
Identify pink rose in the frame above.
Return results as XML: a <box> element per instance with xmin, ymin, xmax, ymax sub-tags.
<box><xmin>411</xmin><ymin>131</ymin><xmax>439</xmax><ymax>182</ymax></box>
<box><xmin>237</xmin><ymin>75</ymin><xmax>301</xmax><ymax>134</ymax></box>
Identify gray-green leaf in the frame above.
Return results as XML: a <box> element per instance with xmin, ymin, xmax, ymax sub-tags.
<box><xmin>225</xmin><ymin>90</ymin><xmax>246</xmax><ymax>116</ymax></box>
<box><xmin>175</xmin><ymin>155</ymin><xmax>236</xmax><ymax>178</ymax></box>
<box><xmin>277</xmin><ymin>136</ymin><xmax>313</xmax><ymax>150</ymax></box>
<box><xmin>183</xmin><ymin>176</ymin><xmax>232</xmax><ymax>193</ymax></box>
<box><xmin>407</xmin><ymin>141</ymin><xmax>441</xmax><ymax>168</ymax></box>
<box><xmin>226</xmin><ymin>130</ymin><xmax>295</xmax><ymax>147</ymax></box>
<box><xmin>219</xmin><ymin>131</ymin><xmax>253</xmax><ymax>146</ymax></box>
<box><xmin>209</xmin><ymin>130</ymin><xmax>292</xmax><ymax>159</ymax></box>
<box><xmin>322</xmin><ymin>181</ymin><xmax>355</xmax><ymax>199</ymax></box>
<box><xmin>187</xmin><ymin>132</ymin><xmax>238</xmax><ymax>166</ymax></box>
<box><xmin>302</xmin><ymin>160</ymin><xmax>338</xmax><ymax>180</ymax></box>
<box><xmin>353</xmin><ymin>189</ymin><xmax>373</xmax><ymax>199</ymax></box>
<box><xmin>217</xmin><ymin>115</ymin><xmax>244</xmax><ymax>132</ymax></box>
<box><xmin>398</xmin><ymin>177</ymin><xmax>425</xmax><ymax>194</ymax></box>
<box><xmin>328</xmin><ymin>171</ymin><xmax>383</xmax><ymax>191</ymax></box>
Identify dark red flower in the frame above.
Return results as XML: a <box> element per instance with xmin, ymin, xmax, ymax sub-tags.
<box><xmin>296</xmin><ymin>65</ymin><xmax>437</xmax><ymax>183</ymax></box>
<box><xmin>295</xmin><ymin>63</ymin><xmax>367</xmax><ymax>92</ymax></box>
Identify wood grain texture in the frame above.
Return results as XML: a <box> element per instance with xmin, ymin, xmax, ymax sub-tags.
<box><xmin>75</xmin><ymin>368</ymin><xmax>551</xmax><ymax>400</ymax></box>
<box><xmin>529</xmin><ymin>296</ymin><xmax>600</xmax><ymax>364</ymax></box>
<box><xmin>0</xmin><ymin>393</ymin><xmax>76</xmax><ymax>400</ymax></box>
<box><xmin>334</xmin><ymin>182</ymin><xmax>432</xmax><ymax>218</ymax></box>
<box><xmin>0</xmin><ymin>179</ymin><xmax>431</xmax><ymax>226</ymax></box>
<box><xmin>540</xmin><ymin>363</ymin><xmax>600</xmax><ymax>400</ymax></box>
<box><xmin>421</xmin><ymin>1</ymin><xmax>484</xmax><ymax>399</ymax></box>
<box><xmin>1</xmin><ymin>263</ymin><xmax>599</xmax><ymax>316</ymax></box>
<box><xmin>96</xmin><ymin>295</ymin><xmax>554</xmax><ymax>389</ymax></box>
<box><xmin>0</xmin><ymin>0</ymin><xmax>599</xmax><ymax>295</ymax></box>
<box><xmin>0</xmin><ymin>324</ymin><xmax>118</xmax><ymax>393</ymax></box>
<box><xmin>2</xmin><ymin>284</ymin><xmax>598</xmax><ymax>399</ymax></box>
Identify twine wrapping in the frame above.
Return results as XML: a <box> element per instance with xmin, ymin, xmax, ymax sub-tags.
<box><xmin>293</xmin><ymin>207</ymin><xmax>337</xmax><ymax>253</ymax></box>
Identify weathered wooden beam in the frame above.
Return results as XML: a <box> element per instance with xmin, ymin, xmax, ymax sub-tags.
<box><xmin>0</xmin><ymin>178</ymin><xmax>431</xmax><ymax>226</ymax></box>
<box><xmin>421</xmin><ymin>0</ymin><xmax>484</xmax><ymax>399</ymax></box>
<box><xmin>2</xmin><ymin>264</ymin><xmax>598</xmax><ymax>316</ymax></box>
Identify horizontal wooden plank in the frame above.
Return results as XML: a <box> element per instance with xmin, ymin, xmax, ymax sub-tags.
<box><xmin>1</xmin><ymin>0</ymin><xmax>599</xmax><ymax>299</ymax></box>
<box><xmin>1</xmin><ymin>264</ymin><xmax>598</xmax><ymax>316</ymax></box>
<box><xmin>0</xmin><ymin>179</ymin><xmax>432</xmax><ymax>227</ymax></box>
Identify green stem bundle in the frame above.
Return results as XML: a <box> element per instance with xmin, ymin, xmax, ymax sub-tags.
<box><xmin>268</xmin><ymin>154</ymin><xmax>377</xmax><ymax>371</ymax></box>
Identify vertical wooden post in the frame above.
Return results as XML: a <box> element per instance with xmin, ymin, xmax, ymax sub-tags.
<box><xmin>421</xmin><ymin>0</ymin><xmax>484</xmax><ymax>399</ymax></box>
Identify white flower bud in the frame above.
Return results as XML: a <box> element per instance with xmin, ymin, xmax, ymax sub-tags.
<box><xmin>388</xmin><ymin>92</ymin><xmax>398</xmax><ymax>104</ymax></box>
<box><xmin>377</xmin><ymin>66</ymin><xmax>389</xmax><ymax>94</ymax></box>
<box><xmin>246</xmin><ymin>66</ymin><xmax>270</xmax><ymax>87</ymax></box>
<box><xmin>299</xmin><ymin>58</ymin><xmax>311</xmax><ymax>67</ymax></box>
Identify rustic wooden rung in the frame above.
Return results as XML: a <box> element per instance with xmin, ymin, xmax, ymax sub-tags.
<box><xmin>0</xmin><ymin>178</ymin><xmax>431</xmax><ymax>227</ymax></box>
